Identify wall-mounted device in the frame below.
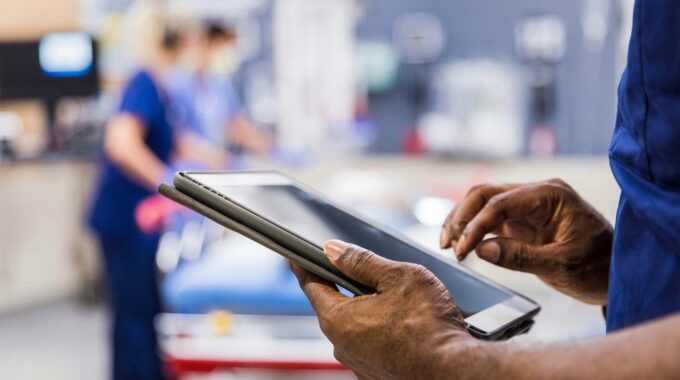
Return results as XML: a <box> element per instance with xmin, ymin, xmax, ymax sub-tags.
<box><xmin>0</xmin><ymin>32</ymin><xmax>98</xmax><ymax>100</ymax></box>
<box><xmin>0</xmin><ymin>32</ymin><xmax>99</xmax><ymax>151</ymax></box>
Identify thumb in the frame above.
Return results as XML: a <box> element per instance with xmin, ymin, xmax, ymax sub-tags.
<box><xmin>324</xmin><ymin>240</ymin><xmax>399</xmax><ymax>290</ymax></box>
<box><xmin>476</xmin><ymin>238</ymin><xmax>554</xmax><ymax>276</ymax></box>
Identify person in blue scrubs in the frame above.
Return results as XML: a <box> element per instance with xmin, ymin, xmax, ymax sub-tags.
<box><xmin>288</xmin><ymin>1</ymin><xmax>680</xmax><ymax>378</ymax></box>
<box><xmin>164</xmin><ymin>22</ymin><xmax>273</xmax><ymax>155</ymax></box>
<box><xmin>89</xmin><ymin>44</ymin><xmax>179</xmax><ymax>380</ymax></box>
<box><xmin>89</xmin><ymin>17</ymin><xmax>225</xmax><ymax>379</ymax></box>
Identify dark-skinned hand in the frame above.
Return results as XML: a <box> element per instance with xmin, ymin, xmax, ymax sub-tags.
<box><xmin>290</xmin><ymin>240</ymin><xmax>474</xmax><ymax>380</ymax></box>
<box><xmin>440</xmin><ymin>179</ymin><xmax>613</xmax><ymax>305</ymax></box>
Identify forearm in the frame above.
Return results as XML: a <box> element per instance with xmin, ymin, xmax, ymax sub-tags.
<box><xmin>107</xmin><ymin>138</ymin><xmax>166</xmax><ymax>190</ymax></box>
<box><xmin>571</xmin><ymin>210</ymin><xmax>614</xmax><ymax>306</ymax></box>
<box><xmin>227</xmin><ymin>116</ymin><xmax>273</xmax><ymax>154</ymax></box>
<box><xmin>442</xmin><ymin>313</ymin><xmax>680</xmax><ymax>379</ymax></box>
<box><xmin>104</xmin><ymin>120</ymin><xmax>166</xmax><ymax>190</ymax></box>
<box><xmin>175</xmin><ymin>131</ymin><xmax>226</xmax><ymax>169</ymax></box>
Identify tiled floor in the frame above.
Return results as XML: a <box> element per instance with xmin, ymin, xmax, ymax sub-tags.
<box><xmin>0</xmin><ymin>301</ymin><xmax>356</xmax><ymax>380</ymax></box>
<box><xmin>0</xmin><ymin>300</ymin><xmax>108</xmax><ymax>380</ymax></box>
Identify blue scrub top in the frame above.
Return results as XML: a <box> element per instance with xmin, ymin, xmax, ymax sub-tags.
<box><xmin>164</xmin><ymin>69</ymin><xmax>242</xmax><ymax>144</ymax></box>
<box><xmin>89</xmin><ymin>70</ymin><xmax>175</xmax><ymax>237</ymax></box>
<box><xmin>608</xmin><ymin>0</ymin><xmax>680</xmax><ymax>331</ymax></box>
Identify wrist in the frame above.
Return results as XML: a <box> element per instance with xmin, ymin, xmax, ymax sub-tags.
<box><xmin>583</xmin><ymin>225</ymin><xmax>614</xmax><ymax>305</ymax></box>
<box><xmin>432</xmin><ymin>333</ymin><xmax>506</xmax><ymax>380</ymax></box>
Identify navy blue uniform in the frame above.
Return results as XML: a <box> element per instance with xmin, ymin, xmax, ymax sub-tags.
<box><xmin>89</xmin><ymin>70</ymin><xmax>174</xmax><ymax>380</ymax></box>
<box><xmin>608</xmin><ymin>0</ymin><xmax>680</xmax><ymax>330</ymax></box>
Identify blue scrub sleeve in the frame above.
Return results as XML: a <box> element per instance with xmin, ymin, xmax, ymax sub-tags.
<box><xmin>224</xmin><ymin>80</ymin><xmax>244</xmax><ymax>120</ymax></box>
<box><xmin>119</xmin><ymin>74</ymin><xmax>160</xmax><ymax>128</ymax></box>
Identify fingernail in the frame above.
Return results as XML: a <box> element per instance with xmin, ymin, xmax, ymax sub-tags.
<box><xmin>439</xmin><ymin>228</ymin><xmax>451</xmax><ymax>248</ymax></box>
<box><xmin>455</xmin><ymin>233</ymin><xmax>466</xmax><ymax>253</ymax></box>
<box><xmin>324</xmin><ymin>239</ymin><xmax>349</xmax><ymax>260</ymax></box>
<box><xmin>477</xmin><ymin>242</ymin><xmax>501</xmax><ymax>264</ymax></box>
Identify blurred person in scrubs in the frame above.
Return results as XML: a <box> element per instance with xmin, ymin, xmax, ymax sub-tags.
<box><xmin>166</xmin><ymin>21</ymin><xmax>273</xmax><ymax>156</ymax></box>
<box><xmin>88</xmin><ymin>3</ymin><xmax>225</xmax><ymax>379</ymax></box>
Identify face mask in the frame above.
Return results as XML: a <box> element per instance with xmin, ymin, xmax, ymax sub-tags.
<box><xmin>207</xmin><ymin>45</ymin><xmax>240</xmax><ymax>76</ymax></box>
<box><xmin>176</xmin><ymin>39</ymin><xmax>205</xmax><ymax>72</ymax></box>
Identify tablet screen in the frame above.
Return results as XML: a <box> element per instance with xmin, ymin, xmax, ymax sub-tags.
<box><xmin>192</xmin><ymin>173</ymin><xmax>513</xmax><ymax>317</ymax></box>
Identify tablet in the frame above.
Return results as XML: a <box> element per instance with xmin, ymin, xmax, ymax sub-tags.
<box><xmin>168</xmin><ymin>171</ymin><xmax>540</xmax><ymax>340</ymax></box>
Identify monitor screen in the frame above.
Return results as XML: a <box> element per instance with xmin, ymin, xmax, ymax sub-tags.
<box><xmin>0</xmin><ymin>32</ymin><xmax>99</xmax><ymax>100</ymax></box>
<box><xmin>39</xmin><ymin>32</ymin><xmax>94</xmax><ymax>78</ymax></box>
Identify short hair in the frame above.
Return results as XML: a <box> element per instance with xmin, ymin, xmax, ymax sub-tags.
<box><xmin>162</xmin><ymin>22</ymin><xmax>185</xmax><ymax>50</ymax></box>
<box><xmin>124</xmin><ymin>0</ymin><xmax>187</xmax><ymax>64</ymax></box>
<box><xmin>202</xmin><ymin>21</ymin><xmax>237</xmax><ymax>42</ymax></box>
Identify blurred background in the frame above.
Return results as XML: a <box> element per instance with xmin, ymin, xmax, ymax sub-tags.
<box><xmin>0</xmin><ymin>0</ymin><xmax>633</xmax><ymax>379</ymax></box>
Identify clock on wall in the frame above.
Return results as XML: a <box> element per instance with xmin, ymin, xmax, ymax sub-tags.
<box><xmin>392</xmin><ymin>12</ymin><xmax>445</xmax><ymax>65</ymax></box>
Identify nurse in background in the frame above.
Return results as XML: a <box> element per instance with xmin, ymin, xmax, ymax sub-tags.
<box><xmin>88</xmin><ymin>4</ymin><xmax>225</xmax><ymax>379</ymax></box>
<box><xmin>166</xmin><ymin>21</ymin><xmax>273</xmax><ymax>155</ymax></box>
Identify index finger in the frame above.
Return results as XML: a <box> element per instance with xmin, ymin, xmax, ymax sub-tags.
<box><xmin>455</xmin><ymin>185</ymin><xmax>544</xmax><ymax>256</ymax></box>
<box><xmin>289</xmin><ymin>263</ymin><xmax>347</xmax><ymax>317</ymax></box>
<box><xmin>440</xmin><ymin>183</ymin><xmax>518</xmax><ymax>252</ymax></box>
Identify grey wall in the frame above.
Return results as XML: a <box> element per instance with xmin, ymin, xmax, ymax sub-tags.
<box><xmin>357</xmin><ymin>0</ymin><xmax>621</xmax><ymax>155</ymax></box>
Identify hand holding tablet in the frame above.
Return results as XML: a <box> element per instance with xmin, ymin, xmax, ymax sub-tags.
<box><xmin>289</xmin><ymin>239</ymin><xmax>475</xmax><ymax>379</ymax></box>
<box><xmin>159</xmin><ymin>171</ymin><xmax>540</xmax><ymax>340</ymax></box>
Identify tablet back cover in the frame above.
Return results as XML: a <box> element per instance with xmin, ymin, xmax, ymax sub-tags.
<box><xmin>157</xmin><ymin>183</ymin><xmax>367</xmax><ymax>295</ymax></box>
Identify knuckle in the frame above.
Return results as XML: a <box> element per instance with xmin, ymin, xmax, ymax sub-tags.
<box><xmin>544</xmin><ymin>183</ymin><xmax>577</xmax><ymax>206</ymax></box>
<box><xmin>542</xmin><ymin>181</ymin><xmax>564</xmax><ymax>193</ymax></box>
<box><xmin>486</xmin><ymin>194</ymin><xmax>509</xmax><ymax>216</ymax></box>
<box><xmin>410</xmin><ymin>263</ymin><xmax>429</xmax><ymax>275</ymax></box>
<box><xmin>406</xmin><ymin>263</ymin><xmax>435</xmax><ymax>283</ymax></box>
<box><xmin>546</xmin><ymin>178</ymin><xmax>573</xmax><ymax>191</ymax></box>
<box><xmin>512</xmin><ymin>246</ymin><xmax>529</xmax><ymax>269</ymax></box>
<box><xmin>344</xmin><ymin>246</ymin><xmax>374</xmax><ymax>269</ymax></box>
<box><xmin>338</xmin><ymin>245</ymin><xmax>382</xmax><ymax>280</ymax></box>
<box><xmin>542</xmin><ymin>180</ymin><xmax>573</xmax><ymax>197</ymax></box>
<box><xmin>332</xmin><ymin>348</ymin><xmax>349</xmax><ymax>366</ymax></box>
<box><xmin>467</xmin><ymin>183</ymin><xmax>491</xmax><ymax>196</ymax></box>
<box><xmin>546</xmin><ymin>178</ymin><xmax>567</xmax><ymax>187</ymax></box>
<box><xmin>487</xmin><ymin>193</ymin><xmax>504</xmax><ymax>207</ymax></box>
<box><xmin>382</xmin><ymin>264</ymin><xmax>408</xmax><ymax>283</ymax></box>
<box><xmin>317</xmin><ymin>314</ymin><xmax>336</xmax><ymax>337</ymax></box>
<box><xmin>294</xmin><ymin>267</ymin><xmax>310</xmax><ymax>286</ymax></box>
<box><xmin>468</xmin><ymin>184</ymin><xmax>484</xmax><ymax>193</ymax></box>
<box><xmin>505</xmin><ymin>243</ymin><xmax>531</xmax><ymax>270</ymax></box>
<box><xmin>556</xmin><ymin>253</ymin><xmax>586</xmax><ymax>274</ymax></box>
<box><xmin>453</xmin><ymin>221</ymin><xmax>467</xmax><ymax>233</ymax></box>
